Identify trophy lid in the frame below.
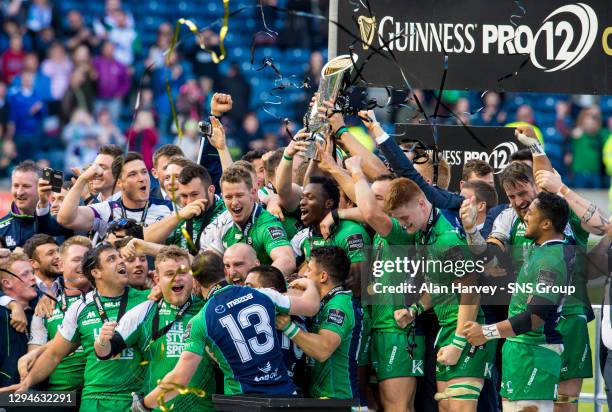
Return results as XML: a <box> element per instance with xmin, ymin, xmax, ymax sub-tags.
<box><xmin>321</xmin><ymin>54</ymin><xmax>358</xmax><ymax>78</ymax></box>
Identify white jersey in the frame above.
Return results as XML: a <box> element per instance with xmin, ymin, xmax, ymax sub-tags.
<box><xmin>199</xmin><ymin>209</ymin><xmax>234</xmax><ymax>254</ymax></box>
<box><xmin>89</xmin><ymin>197</ymin><xmax>172</xmax><ymax>238</ymax></box>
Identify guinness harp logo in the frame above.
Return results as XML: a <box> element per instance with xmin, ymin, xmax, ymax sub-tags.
<box><xmin>358</xmin><ymin>15</ymin><xmax>376</xmax><ymax>50</ymax></box>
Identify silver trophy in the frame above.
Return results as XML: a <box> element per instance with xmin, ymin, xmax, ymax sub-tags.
<box><xmin>303</xmin><ymin>54</ymin><xmax>357</xmax><ymax>159</ymax></box>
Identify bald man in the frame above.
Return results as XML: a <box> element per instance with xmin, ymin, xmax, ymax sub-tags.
<box><xmin>223</xmin><ymin>243</ymin><xmax>260</xmax><ymax>285</ymax></box>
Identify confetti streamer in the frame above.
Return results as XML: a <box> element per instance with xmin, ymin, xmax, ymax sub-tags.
<box><xmin>156</xmin><ymin>380</ymin><xmax>206</xmax><ymax>412</ymax></box>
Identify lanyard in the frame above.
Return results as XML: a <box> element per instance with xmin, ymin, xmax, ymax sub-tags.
<box><xmin>420</xmin><ymin>207</ymin><xmax>438</xmax><ymax>246</ymax></box>
<box><xmin>112</xmin><ymin>199</ymin><xmax>150</xmax><ymax>227</ymax></box>
<box><xmin>320</xmin><ymin>285</ymin><xmax>346</xmax><ymax>308</ymax></box>
<box><xmin>93</xmin><ymin>288</ymin><xmax>129</xmax><ymax>323</ymax></box>
<box><xmin>151</xmin><ymin>298</ymin><xmax>192</xmax><ymax>342</ymax></box>
<box><xmin>234</xmin><ymin>203</ymin><xmax>262</xmax><ymax>246</ymax></box>
<box><xmin>206</xmin><ymin>280</ymin><xmax>229</xmax><ymax>301</ymax></box>
<box><xmin>186</xmin><ymin>200</ymin><xmax>217</xmax><ymax>255</ymax></box>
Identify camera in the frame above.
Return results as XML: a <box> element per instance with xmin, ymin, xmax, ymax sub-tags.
<box><xmin>42</xmin><ymin>168</ymin><xmax>64</xmax><ymax>193</ymax></box>
<box><xmin>198</xmin><ymin>120</ymin><xmax>213</xmax><ymax>137</ymax></box>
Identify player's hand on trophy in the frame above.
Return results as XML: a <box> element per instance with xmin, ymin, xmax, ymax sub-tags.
<box><xmin>285</xmin><ymin>138</ymin><xmax>310</xmax><ymax>158</ymax></box>
<box><xmin>318</xmin><ymin>100</ymin><xmax>345</xmax><ymax>133</ymax></box>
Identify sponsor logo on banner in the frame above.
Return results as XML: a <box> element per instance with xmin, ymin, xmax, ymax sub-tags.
<box><xmin>359</xmin><ymin>3</ymin><xmax>600</xmax><ymax>72</ymax></box>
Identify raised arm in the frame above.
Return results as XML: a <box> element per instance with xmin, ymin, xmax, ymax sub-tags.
<box><xmin>515</xmin><ymin>125</ymin><xmax>553</xmax><ymax>173</ymax></box>
<box><xmin>56</xmin><ymin>164</ymin><xmax>99</xmax><ymax>231</ymax></box>
<box><xmin>208</xmin><ymin>116</ymin><xmax>233</xmax><ymax>172</ymax></box>
<box><xmin>535</xmin><ymin>169</ymin><xmax>610</xmax><ymax>235</ymax></box>
<box><xmin>316</xmin><ymin>140</ymin><xmax>357</xmax><ymax>204</ymax></box>
<box><xmin>321</xmin><ymin>103</ymin><xmax>387</xmax><ymax>180</ymax></box>
<box><xmin>276</xmin><ymin>137</ymin><xmax>309</xmax><ymax>212</ymax></box>
<box><xmin>345</xmin><ymin>156</ymin><xmax>393</xmax><ymax>236</ymax></box>
<box><xmin>374</xmin><ymin>126</ymin><xmax>464</xmax><ymax>209</ymax></box>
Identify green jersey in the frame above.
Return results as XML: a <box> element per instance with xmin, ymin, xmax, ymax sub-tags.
<box><xmin>259</xmin><ymin>186</ymin><xmax>304</xmax><ymax>239</ymax></box>
<box><xmin>115</xmin><ymin>297</ymin><xmax>214</xmax><ymax>411</ymax></box>
<box><xmin>490</xmin><ymin>208</ymin><xmax>591</xmax><ymax>317</ymax></box>
<box><xmin>58</xmin><ymin>288</ymin><xmax>149</xmax><ymax>402</ymax></box>
<box><xmin>507</xmin><ymin>240</ymin><xmax>570</xmax><ymax>346</ymax></box>
<box><xmin>370</xmin><ymin>218</ymin><xmax>415</xmax><ymax>332</ymax></box>
<box><xmin>308</xmin><ymin>288</ymin><xmax>362</xmax><ymax>399</ymax></box>
<box><xmin>167</xmin><ymin>198</ymin><xmax>226</xmax><ymax>253</ymax></box>
<box><xmin>29</xmin><ymin>294</ymin><xmax>86</xmax><ymax>391</ymax></box>
<box><xmin>416</xmin><ymin>209</ymin><xmax>483</xmax><ymax>327</ymax></box>
<box><xmin>291</xmin><ymin>219</ymin><xmax>372</xmax><ymax>264</ymax></box>
<box><xmin>202</xmin><ymin>204</ymin><xmax>290</xmax><ymax>265</ymax></box>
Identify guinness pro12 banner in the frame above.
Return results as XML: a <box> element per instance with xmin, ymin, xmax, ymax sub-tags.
<box><xmin>393</xmin><ymin>125</ymin><xmax>517</xmax><ymax>201</ymax></box>
<box><xmin>338</xmin><ymin>0</ymin><xmax>611</xmax><ymax>94</ymax></box>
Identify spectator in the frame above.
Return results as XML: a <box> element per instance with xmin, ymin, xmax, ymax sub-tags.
<box><xmin>62</xmin><ymin>109</ymin><xmax>98</xmax><ymax>171</ymax></box>
<box><xmin>126</xmin><ymin>111</ymin><xmax>158</xmax><ymax>170</ymax></box>
<box><xmin>6</xmin><ymin>70</ymin><xmax>47</xmax><ymax>163</ymax></box>
<box><xmin>1</xmin><ymin>35</ymin><xmax>26</xmax><ymax>84</ymax></box>
<box><xmin>105</xmin><ymin>9</ymin><xmax>139</xmax><ymax>67</ymax></box>
<box><xmin>92</xmin><ymin>108</ymin><xmax>125</xmax><ymax>147</ymax></box>
<box><xmin>10</xmin><ymin>52</ymin><xmax>51</xmax><ymax>103</ymax></box>
<box><xmin>93</xmin><ymin>41</ymin><xmax>131</xmax><ymax>124</ymax></box>
<box><xmin>0</xmin><ymin>81</ymin><xmax>8</xmax><ymax>134</ymax></box>
<box><xmin>150</xmin><ymin>50</ymin><xmax>191</xmax><ymax>140</ymax></box>
<box><xmin>473</xmin><ymin>91</ymin><xmax>506</xmax><ymax>126</ymax></box>
<box><xmin>304</xmin><ymin>50</ymin><xmax>323</xmax><ymax>91</ymax></box>
<box><xmin>98</xmin><ymin>0</ymin><xmax>135</xmax><ymax>30</ymax></box>
<box><xmin>174</xmin><ymin>120</ymin><xmax>200</xmax><ymax>162</ymax></box>
<box><xmin>25</xmin><ymin>0</ymin><xmax>53</xmax><ymax>35</ymax></box>
<box><xmin>0</xmin><ymin>253</ymin><xmax>37</xmax><ymax>386</ymax></box>
<box><xmin>0</xmin><ymin>161</ymin><xmax>39</xmax><ymax>249</ymax></box>
<box><xmin>569</xmin><ymin>107</ymin><xmax>606</xmax><ymax>188</ymax></box>
<box><xmin>63</xmin><ymin>10</ymin><xmax>100</xmax><ymax>51</ymax></box>
<box><xmin>186</xmin><ymin>29</ymin><xmax>220</xmax><ymax>83</ymax></box>
<box><xmin>145</xmin><ymin>23</ymin><xmax>172</xmax><ymax>69</ymax></box>
<box><xmin>60</xmin><ymin>52</ymin><xmax>96</xmax><ymax>124</ymax></box>
<box><xmin>176</xmin><ymin>79</ymin><xmax>204</xmax><ymax>122</ymax></box>
<box><xmin>41</xmin><ymin>42</ymin><xmax>72</xmax><ymax>104</ymax></box>
<box><xmin>237</xmin><ymin>112</ymin><xmax>264</xmax><ymax>154</ymax></box>
<box><xmin>33</xmin><ymin>26</ymin><xmax>56</xmax><ymax>61</ymax></box>
<box><xmin>220</xmin><ymin>63</ymin><xmax>250</xmax><ymax>125</ymax></box>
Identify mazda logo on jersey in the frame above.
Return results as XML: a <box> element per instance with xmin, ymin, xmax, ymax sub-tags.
<box><xmin>341</xmin><ymin>0</ymin><xmax>612</xmax><ymax>94</ymax></box>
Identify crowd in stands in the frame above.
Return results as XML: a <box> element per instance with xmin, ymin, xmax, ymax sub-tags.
<box><xmin>0</xmin><ymin>0</ymin><xmax>610</xmax><ymax>191</ymax></box>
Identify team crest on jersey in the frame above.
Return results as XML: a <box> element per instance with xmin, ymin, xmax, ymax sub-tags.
<box><xmin>327</xmin><ymin>309</ymin><xmax>346</xmax><ymax>326</ymax></box>
<box><xmin>267</xmin><ymin>226</ymin><xmax>284</xmax><ymax>240</ymax></box>
<box><xmin>258</xmin><ymin>361</ymin><xmax>272</xmax><ymax>373</ymax></box>
<box><xmin>215</xmin><ymin>305</ymin><xmax>226</xmax><ymax>314</ymax></box>
<box><xmin>346</xmin><ymin>234</ymin><xmax>364</xmax><ymax>252</ymax></box>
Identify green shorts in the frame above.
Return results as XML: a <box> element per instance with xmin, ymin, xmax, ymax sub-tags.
<box><xmin>79</xmin><ymin>397</ymin><xmax>131</xmax><ymax>412</ymax></box>
<box><xmin>434</xmin><ymin>325</ymin><xmax>496</xmax><ymax>382</ymax></box>
<box><xmin>500</xmin><ymin>340</ymin><xmax>562</xmax><ymax>401</ymax></box>
<box><xmin>371</xmin><ymin>330</ymin><xmax>425</xmax><ymax>380</ymax></box>
<box><xmin>358</xmin><ymin>307</ymin><xmax>372</xmax><ymax>367</ymax></box>
<box><xmin>557</xmin><ymin>315</ymin><xmax>593</xmax><ymax>380</ymax></box>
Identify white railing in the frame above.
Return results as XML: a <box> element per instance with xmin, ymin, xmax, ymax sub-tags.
<box><xmin>579</xmin><ymin>305</ymin><xmax>608</xmax><ymax>412</ymax></box>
